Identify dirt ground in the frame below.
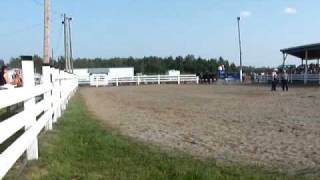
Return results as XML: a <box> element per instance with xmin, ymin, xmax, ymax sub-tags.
<box><xmin>80</xmin><ymin>85</ymin><xmax>320</xmax><ymax>172</ymax></box>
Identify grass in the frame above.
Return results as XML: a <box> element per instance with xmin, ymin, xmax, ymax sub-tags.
<box><xmin>11</xmin><ymin>93</ymin><xmax>309</xmax><ymax>180</ymax></box>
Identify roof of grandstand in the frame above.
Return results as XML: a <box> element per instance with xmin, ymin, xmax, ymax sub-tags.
<box><xmin>280</xmin><ymin>43</ymin><xmax>320</xmax><ymax>60</ymax></box>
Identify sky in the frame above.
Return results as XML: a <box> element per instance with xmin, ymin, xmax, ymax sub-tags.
<box><xmin>1</xmin><ymin>0</ymin><xmax>320</xmax><ymax>67</ymax></box>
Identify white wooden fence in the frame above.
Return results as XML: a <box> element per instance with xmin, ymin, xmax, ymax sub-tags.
<box><xmin>0</xmin><ymin>60</ymin><xmax>78</xmax><ymax>179</ymax></box>
<box><xmin>85</xmin><ymin>74</ymin><xmax>199</xmax><ymax>87</ymax></box>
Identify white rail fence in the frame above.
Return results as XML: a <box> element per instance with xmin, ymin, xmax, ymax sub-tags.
<box><xmin>256</xmin><ymin>74</ymin><xmax>320</xmax><ymax>84</ymax></box>
<box><xmin>82</xmin><ymin>74</ymin><xmax>199</xmax><ymax>87</ymax></box>
<box><xmin>0</xmin><ymin>60</ymin><xmax>78</xmax><ymax>179</ymax></box>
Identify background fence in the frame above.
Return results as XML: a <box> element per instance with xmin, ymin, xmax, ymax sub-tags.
<box><xmin>79</xmin><ymin>74</ymin><xmax>199</xmax><ymax>87</ymax></box>
<box><xmin>256</xmin><ymin>74</ymin><xmax>320</xmax><ymax>84</ymax></box>
<box><xmin>0</xmin><ymin>60</ymin><xmax>78</xmax><ymax>179</ymax></box>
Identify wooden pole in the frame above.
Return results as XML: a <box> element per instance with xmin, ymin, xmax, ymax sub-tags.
<box><xmin>63</xmin><ymin>14</ymin><xmax>70</xmax><ymax>72</ymax></box>
<box><xmin>44</xmin><ymin>0</ymin><xmax>50</xmax><ymax>64</ymax></box>
<box><xmin>68</xmin><ymin>18</ymin><xmax>73</xmax><ymax>73</ymax></box>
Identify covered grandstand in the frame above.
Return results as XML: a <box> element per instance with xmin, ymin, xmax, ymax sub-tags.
<box><xmin>281</xmin><ymin>43</ymin><xmax>320</xmax><ymax>84</ymax></box>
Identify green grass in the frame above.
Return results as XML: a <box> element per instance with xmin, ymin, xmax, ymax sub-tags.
<box><xmin>14</xmin><ymin>94</ymin><xmax>308</xmax><ymax>180</ymax></box>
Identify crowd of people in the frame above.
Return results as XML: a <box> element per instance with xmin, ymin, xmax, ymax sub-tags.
<box><xmin>0</xmin><ymin>65</ymin><xmax>23</xmax><ymax>89</ymax></box>
<box><xmin>286</xmin><ymin>63</ymin><xmax>320</xmax><ymax>74</ymax></box>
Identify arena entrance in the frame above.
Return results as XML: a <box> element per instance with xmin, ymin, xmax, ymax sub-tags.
<box><xmin>281</xmin><ymin>43</ymin><xmax>320</xmax><ymax>84</ymax></box>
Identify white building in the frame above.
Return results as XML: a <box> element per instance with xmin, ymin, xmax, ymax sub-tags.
<box><xmin>73</xmin><ymin>67</ymin><xmax>134</xmax><ymax>84</ymax></box>
<box><xmin>108</xmin><ymin>68</ymin><xmax>134</xmax><ymax>79</ymax></box>
<box><xmin>167</xmin><ymin>70</ymin><xmax>180</xmax><ymax>76</ymax></box>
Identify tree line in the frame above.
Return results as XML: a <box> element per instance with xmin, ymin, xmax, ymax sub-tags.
<box><xmin>5</xmin><ymin>55</ymin><xmax>272</xmax><ymax>75</ymax></box>
<box><xmin>5</xmin><ymin>55</ymin><xmax>237</xmax><ymax>74</ymax></box>
<box><xmin>72</xmin><ymin>55</ymin><xmax>239</xmax><ymax>74</ymax></box>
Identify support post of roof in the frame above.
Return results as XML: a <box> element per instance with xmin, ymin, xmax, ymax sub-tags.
<box><xmin>304</xmin><ymin>50</ymin><xmax>308</xmax><ymax>85</ymax></box>
<box><xmin>282</xmin><ymin>53</ymin><xmax>288</xmax><ymax>69</ymax></box>
<box><xmin>318</xmin><ymin>59</ymin><xmax>320</xmax><ymax>85</ymax></box>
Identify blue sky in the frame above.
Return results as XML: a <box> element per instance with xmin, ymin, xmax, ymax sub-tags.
<box><xmin>1</xmin><ymin>0</ymin><xmax>320</xmax><ymax>66</ymax></box>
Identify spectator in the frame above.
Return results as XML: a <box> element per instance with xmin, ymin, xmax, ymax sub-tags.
<box><xmin>281</xmin><ymin>71</ymin><xmax>289</xmax><ymax>91</ymax></box>
<box><xmin>293</xmin><ymin>63</ymin><xmax>320</xmax><ymax>74</ymax></box>
<box><xmin>271</xmin><ymin>73</ymin><xmax>279</xmax><ymax>91</ymax></box>
<box><xmin>12</xmin><ymin>72</ymin><xmax>23</xmax><ymax>87</ymax></box>
<box><xmin>0</xmin><ymin>66</ymin><xmax>22</xmax><ymax>89</ymax></box>
<box><xmin>0</xmin><ymin>65</ymin><xmax>9</xmax><ymax>86</ymax></box>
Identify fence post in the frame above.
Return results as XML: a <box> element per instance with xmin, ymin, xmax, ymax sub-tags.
<box><xmin>158</xmin><ymin>75</ymin><xmax>161</xmax><ymax>85</ymax></box>
<box><xmin>42</xmin><ymin>65</ymin><xmax>52</xmax><ymax>130</ymax></box>
<box><xmin>21</xmin><ymin>57</ymin><xmax>38</xmax><ymax>160</ymax></box>
<box><xmin>51</xmin><ymin>68</ymin><xmax>55</xmax><ymax>122</ymax></box>
<box><xmin>137</xmin><ymin>76</ymin><xmax>140</xmax><ymax>86</ymax></box>
<box><xmin>196</xmin><ymin>76</ymin><xmax>199</xmax><ymax>84</ymax></box>
<box><xmin>178</xmin><ymin>75</ymin><xmax>181</xmax><ymax>85</ymax></box>
<box><xmin>57</xmin><ymin>70</ymin><xmax>62</xmax><ymax>117</ymax></box>
<box><xmin>95</xmin><ymin>75</ymin><xmax>98</xmax><ymax>88</ymax></box>
<box><xmin>51</xmin><ymin>68</ymin><xmax>58</xmax><ymax>122</ymax></box>
<box><xmin>116</xmin><ymin>77</ymin><xmax>119</xmax><ymax>87</ymax></box>
<box><xmin>61</xmin><ymin>71</ymin><xmax>67</xmax><ymax>111</ymax></box>
<box><xmin>105</xmin><ymin>74</ymin><xmax>108</xmax><ymax>86</ymax></box>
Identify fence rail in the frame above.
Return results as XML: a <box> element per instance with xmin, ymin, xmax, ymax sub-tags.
<box><xmin>0</xmin><ymin>60</ymin><xmax>78</xmax><ymax>179</ymax></box>
<box><xmin>256</xmin><ymin>74</ymin><xmax>320</xmax><ymax>84</ymax></box>
<box><xmin>79</xmin><ymin>74</ymin><xmax>199</xmax><ymax>87</ymax></box>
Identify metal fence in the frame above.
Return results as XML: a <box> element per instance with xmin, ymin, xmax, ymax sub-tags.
<box><xmin>256</xmin><ymin>74</ymin><xmax>320</xmax><ymax>84</ymax></box>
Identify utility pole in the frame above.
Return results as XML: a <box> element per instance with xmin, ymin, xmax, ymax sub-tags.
<box><xmin>68</xmin><ymin>17</ymin><xmax>73</xmax><ymax>73</ymax></box>
<box><xmin>62</xmin><ymin>14</ymin><xmax>73</xmax><ymax>73</ymax></box>
<box><xmin>44</xmin><ymin>0</ymin><xmax>50</xmax><ymax>64</ymax></box>
<box><xmin>63</xmin><ymin>14</ymin><xmax>70</xmax><ymax>72</ymax></box>
<box><xmin>237</xmin><ymin>17</ymin><xmax>243</xmax><ymax>83</ymax></box>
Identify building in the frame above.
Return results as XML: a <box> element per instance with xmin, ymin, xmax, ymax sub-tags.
<box><xmin>74</xmin><ymin>67</ymin><xmax>134</xmax><ymax>84</ymax></box>
<box><xmin>167</xmin><ymin>70</ymin><xmax>180</xmax><ymax>76</ymax></box>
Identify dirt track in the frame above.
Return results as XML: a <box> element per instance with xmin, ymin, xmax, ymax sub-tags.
<box><xmin>80</xmin><ymin>85</ymin><xmax>320</xmax><ymax>172</ymax></box>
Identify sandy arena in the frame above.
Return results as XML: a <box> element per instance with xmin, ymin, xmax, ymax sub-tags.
<box><xmin>80</xmin><ymin>85</ymin><xmax>320</xmax><ymax>172</ymax></box>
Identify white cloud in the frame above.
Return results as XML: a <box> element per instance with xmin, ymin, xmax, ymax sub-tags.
<box><xmin>240</xmin><ymin>11</ymin><xmax>252</xmax><ymax>18</ymax></box>
<box><xmin>284</xmin><ymin>7</ymin><xmax>297</xmax><ymax>14</ymax></box>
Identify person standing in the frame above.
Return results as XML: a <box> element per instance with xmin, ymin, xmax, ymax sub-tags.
<box><xmin>281</xmin><ymin>70</ymin><xmax>289</xmax><ymax>91</ymax></box>
<box><xmin>271</xmin><ymin>73</ymin><xmax>278</xmax><ymax>91</ymax></box>
<box><xmin>12</xmin><ymin>73</ymin><xmax>23</xmax><ymax>87</ymax></box>
<box><xmin>0</xmin><ymin>65</ymin><xmax>9</xmax><ymax>86</ymax></box>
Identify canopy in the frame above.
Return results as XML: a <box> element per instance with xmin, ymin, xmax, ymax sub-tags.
<box><xmin>280</xmin><ymin>43</ymin><xmax>320</xmax><ymax>60</ymax></box>
<box><xmin>280</xmin><ymin>43</ymin><xmax>320</xmax><ymax>84</ymax></box>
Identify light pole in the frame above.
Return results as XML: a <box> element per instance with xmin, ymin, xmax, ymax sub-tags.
<box><xmin>237</xmin><ymin>17</ymin><xmax>243</xmax><ymax>83</ymax></box>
